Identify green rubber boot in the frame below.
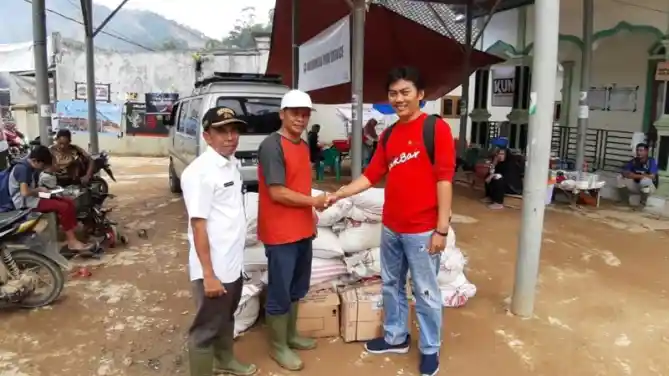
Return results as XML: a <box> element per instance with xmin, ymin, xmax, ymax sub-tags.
<box><xmin>266</xmin><ymin>313</ymin><xmax>304</xmax><ymax>371</ymax></box>
<box><xmin>287</xmin><ymin>303</ymin><xmax>317</xmax><ymax>350</ymax></box>
<box><xmin>213</xmin><ymin>333</ymin><xmax>257</xmax><ymax>376</ymax></box>
<box><xmin>188</xmin><ymin>345</ymin><xmax>214</xmax><ymax>376</ymax></box>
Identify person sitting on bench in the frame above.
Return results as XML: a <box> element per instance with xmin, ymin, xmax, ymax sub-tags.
<box><xmin>483</xmin><ymin>148</ymin><xmax>523</xmax><ymax>210</ymax></box>
<box><xmin>617</xmin><ymin>143</ymin><xmax>658</xmax><ymax>207</ymax></box>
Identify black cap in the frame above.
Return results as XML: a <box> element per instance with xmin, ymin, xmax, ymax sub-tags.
<box><xmin>202</xmin><ymin>107</ymin><xmax>247</xmax><ymax>131</ymax></box>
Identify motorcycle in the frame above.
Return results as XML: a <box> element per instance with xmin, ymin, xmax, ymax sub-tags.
<box><xmin>90</xmin><ymin>151</ymin><xmax>116</xmax><ymax>195</ymax></box>
<box><xmin>0</xmin><ymin>210</ymin><xmax>68</xmax><ymax>308</ymax></box>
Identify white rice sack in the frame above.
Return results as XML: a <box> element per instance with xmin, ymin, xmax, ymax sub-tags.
<box><xmin>349</xmin><ymin>188</ymin><xmax>385</xmax><ymax>215</ymax></box>
<box><xmin>311</xmin><ymin>188</ymin><xmax>324</xmax><ymax>196</ymax></box>
<box><xmin>344</xmin><ymin>247</ymin><xmax>381</xmax><ymax>278</ymax></box>
<box><xmin>233</xmin><ymin>283</ymin><xmax>262</xmax><ymax>338</ymax></box>
<box><xmin>244</xmin><ymin>193</ymin><xmax>259</xmax><ymax>246</ymax></box>
<box><xmin>312</xmin><ymin>228</ymin><xmax>345</xmax><ymax>258</ymax></box>
<box><xmin>338</xmin><ymin>221</ymin><xmax>383</xmax><ymax>253</ymax></box>
<box><xmin>317</xmin><ymin>198</ymin><xmax>353</xmax><ymax>227</ymax></box>
<box><xmin>244</xmin><ymin>244</ymin><xmax>267</xmax><ymax>272</ymax></box>
<box><xmin>348</xmin><ymin>206</ymin><xmax>383</xmax><ymax>223</ymax></box>
<box><xmin>310</xmin><ymin>258</ymin><xmax>348</xmax><ymax>286</ymax></box>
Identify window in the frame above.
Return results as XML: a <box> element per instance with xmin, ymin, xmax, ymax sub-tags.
<box><xmin>442</xmin><ymin>96</ymin><xmax>461</xmax><ymax>118</ymax></box>
<box><xmin>176</xmin><ymin>100</ymin><xmax>190</xmax><ymax>134</ymax></box>
<box><xmin>185</xmin><ymin>98</ymin><xmax>203</xmax><ymax>136</ymax></box>
<box><xmin>216</xmin><ymin>97</ymin><xmax>282</xmax><ymax>134</ymax></box>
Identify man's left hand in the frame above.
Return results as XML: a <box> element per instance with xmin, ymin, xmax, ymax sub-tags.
<box><xmin>428</xmin><ymin>231</ymin><xmax>447</xmax><ymax>254</ymax></box>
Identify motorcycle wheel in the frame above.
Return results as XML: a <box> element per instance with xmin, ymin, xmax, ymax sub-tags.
<box><xmin>92</xmin><ymin>176</ymin><xmax>109</xmax><ymax>195</ymax></box>
<box><xmin>12</xmin><ymin>251</ymin><xmax>65</xmax><ymax>308</ymax></box>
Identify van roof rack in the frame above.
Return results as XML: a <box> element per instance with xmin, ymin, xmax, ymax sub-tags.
<box><xmin>194</xmin><ymin>72</ymin><xmax>283</xmax><ymax>88</ymax></box>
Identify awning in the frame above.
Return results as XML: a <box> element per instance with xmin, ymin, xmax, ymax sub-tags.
<box><xmin>266</xmin><ymin>0</ymin><xmax>503</xmax><ymax>104</ymax></box>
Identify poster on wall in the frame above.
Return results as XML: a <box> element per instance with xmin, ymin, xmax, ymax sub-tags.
<box><xmin>55</xmin><ymin>100</ymin><xmax>122</xmax><ymax>136</ymax></box>
<box><xmin>298</xmin><ymin>15</ymin><xmax>351</xmax><ymax>92</ymax></box>
<box><xmin>124</xmin><ymin>102</ymin><xmax>169</xmax><ymax>137</ymax></box>
<box><xmin>75</xmin><ymin>82</ymin><xmax>111</xmax><ymax>102</ymax></box>
<box><xmin>145</xmin><ymin>93</ymin><xmax>179</xmax><ymax>114</ymax></box>
<box><xmin>491</xmin><ymin>67</ymin><xmax>514</xmax><ymax>107</ymax></box>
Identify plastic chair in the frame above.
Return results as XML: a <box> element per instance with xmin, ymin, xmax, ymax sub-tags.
<box><xmin>321</xmin><ymin>147</ymin><xmax>341</xmax><ymax>181</ymax></box>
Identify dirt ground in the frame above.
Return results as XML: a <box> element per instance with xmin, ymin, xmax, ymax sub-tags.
<box><xmin>1</xmin><ymin>157</ymin><xmax>668</xmax><ymax>376</ymax></box>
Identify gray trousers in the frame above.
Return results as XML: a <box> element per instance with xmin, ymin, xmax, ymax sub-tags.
<box><xmin>189</xmin><ymin>276</ymin><xmax>243</xmax><ymax>348</ymax></box>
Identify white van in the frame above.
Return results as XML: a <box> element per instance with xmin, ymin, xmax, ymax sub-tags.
<box><xmin>166</xmin><ymin>73</ymin><xmax>289</xmax><ymax>193</ymax></box>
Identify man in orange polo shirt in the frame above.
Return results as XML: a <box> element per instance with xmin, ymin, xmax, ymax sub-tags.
<box><xmin>257</xmin><ymin>89</ymin><xmax>329</xmax><ymax>371</ymax></box>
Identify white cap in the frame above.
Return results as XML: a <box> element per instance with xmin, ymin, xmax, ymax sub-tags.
<box><xmin>280</xmin><ymin>90</ymin><xmax>314</xmax><ymax>110</ymax></box>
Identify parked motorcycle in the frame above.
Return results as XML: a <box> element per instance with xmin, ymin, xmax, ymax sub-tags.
<box><xmin>0</xmin><ymin>210</ymin><xmax>68</xmax><ymax>308</ymax></box>
<box><xmin>90</xmin><ymin>151</ymin><xmax>116</xmax><ymax>195</ymax></box>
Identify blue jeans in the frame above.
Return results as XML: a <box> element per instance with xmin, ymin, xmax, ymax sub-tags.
<box><xmin>264</xmin><ymin>238</ymin><xmax>313</xmax><ymax>316</ymax></box>
<box><xmin>381</xmin><ymin>226</ymin><xmax>442</xmax><ymax>355</ymax></box>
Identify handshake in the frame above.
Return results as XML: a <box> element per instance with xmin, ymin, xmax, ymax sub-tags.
<box><xmin>313</xmin><ymin>191</ymin><xmax>341</xmax><ymax>211</ymax></box>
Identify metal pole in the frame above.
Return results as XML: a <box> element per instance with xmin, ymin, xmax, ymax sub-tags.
<box><xmin>291</xmin><ymin>0</ymin><xmax>299</xmax><ymax>88</ymax></box>
<box><xmin>457</xmin><ymin>0</ymin><xmax>473</xmax><ymax>156</ymax></box>
<box><xmin>350</xmin><ymin>0</ymin><xmax>365</xmax><ymax>178</ymax></box>
<box><xmin>84</xmin><ymin>0</ymin><xmax>99</xmax><ymax>153</ymax></box>
<box><xmin>575</xmin><ymin>0</ymin><xmax>593</xmax><ymax>172</ymax></box>
<box><xmin>510</xmin><ymin>0</ymin><xmax>560</xmax><ymax>317</ymax></box>
<box><xmin>32</xmin><ymin>0</ymin><xmax>52</xmax><ymax>145</ymax></box>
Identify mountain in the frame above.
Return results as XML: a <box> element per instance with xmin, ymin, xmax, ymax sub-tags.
<box><xmin>0</xmin><ymin>0</ymin><xmax>211</xmax><ymax>51</ymax></box>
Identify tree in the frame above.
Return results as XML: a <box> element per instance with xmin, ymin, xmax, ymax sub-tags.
<box><xmin>217</xmin><ymin>7</ymin><xmax>273</xmax><ymax>49</ymax></box>
<box><xmin>158</xmin><ymin>39</ymin><xmax>186</xmax><ymax>50</ymax></box>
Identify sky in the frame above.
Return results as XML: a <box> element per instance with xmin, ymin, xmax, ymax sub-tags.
<box><xmin>93</xmin><ymin>0</ymin><xmax>276</xmax><ymax>39</ymax></box>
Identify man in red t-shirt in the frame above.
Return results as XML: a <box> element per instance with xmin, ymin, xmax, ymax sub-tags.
<box><xmin>257</xmin><ymin>90</ymin><xmax>329</xmax><ymax>371</ymax></box>
<box><xmin>332</xmin><ymin>67</ymin><xmax>454</xmax><ymax>376</ymax></box>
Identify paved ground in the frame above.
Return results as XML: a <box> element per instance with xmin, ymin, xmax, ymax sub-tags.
<box><xmin>0</xmin><ymin>157</ymin><xmax>668</xmax><ymax>376</ymax></box>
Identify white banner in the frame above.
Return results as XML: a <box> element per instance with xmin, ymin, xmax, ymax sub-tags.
<box><xmin>298</xmin><ymin>15</ymin><xmax>351</xmax><ymax>92</ymax></box>
<box><xmin>491</xmin><ymin>67</ymin><xmax>515</xmax><ymax>107</ymax></box>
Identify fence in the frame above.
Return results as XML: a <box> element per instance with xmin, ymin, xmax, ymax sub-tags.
<box><xmin>469</xmin><ymin>121</ymin><xmax>640</xmax><ymax>173</ymax></box>
<box><xmin>550</xmin><ymin>126</ymin><xmax>641</xmax><ymax>172</ymax></box>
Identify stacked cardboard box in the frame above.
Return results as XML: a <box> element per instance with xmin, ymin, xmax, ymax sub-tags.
<box><xmin>295</xmin><ymin>282</ymin><xmax>385</xmax><ymax>342</ymax></box>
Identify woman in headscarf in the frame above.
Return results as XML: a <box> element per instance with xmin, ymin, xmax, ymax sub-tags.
<box><xmin>49</xmin><ymin>129</ymin><xmax>95</xmax><ymax>185</ymax></box>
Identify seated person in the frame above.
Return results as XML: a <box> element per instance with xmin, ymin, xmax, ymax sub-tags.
<box><xmin>308</xmin><ymin>124</ymin><xmax>325</xmax><ymax>166</ymax></box>
<box><xmin>49</xmin><ymin>129</ymin><xmax>94</xmax><ymax>185</ymax></box>
<box><xmin>617</xmin><ymin>143</ymin><xmax>658</xmax><ymax>206</ymax></box>
<box><xmin>9</xmin><ymin>146</ymin><xmax>93</xmax><ymax>252</ymax></box>
<box><xmin>483</xmin><ymin>148</ymin><xmax>523</xmax><ymax>210</ymax></box>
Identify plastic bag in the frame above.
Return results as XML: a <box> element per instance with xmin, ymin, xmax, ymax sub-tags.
<box><xmin>312</xmin><ymin>228</ymin><xmax>345</xmax><ymax>258</ymax></box>
<box><xmin>338</xmin><ymin>221</ymin><xmax>382</xmax><ymax>253</ymax></box>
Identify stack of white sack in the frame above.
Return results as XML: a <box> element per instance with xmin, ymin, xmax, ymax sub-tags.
<box><xmin>234</xmin><ymin>271</ymin><xmax>265</xmax><ymax>338</ymax></box>
<box><xmin>343</xmin><ymin>226</ymin><xmax>477</xmax><ymax>307</ymax></box>
<box><xmin>242</xmin><ymin>193</ymin><xmax>268</xmax><ymax>272</ymax></box>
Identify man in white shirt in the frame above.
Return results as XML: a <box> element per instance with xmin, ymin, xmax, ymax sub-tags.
<box><xmin>181</xmin><ymin>106</ymin><xmax>256</xmax><ymax>376</ymax></box>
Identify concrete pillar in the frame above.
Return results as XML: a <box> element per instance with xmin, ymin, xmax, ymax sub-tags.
<box><xmin>506</xmin><ymin>6</ymin><xmax>531</xmax><ymax>151</ymax></box>
<box><xmin>470</xmin><ymin>69</ymin><xmax>492</xmax><ymax>145</ymax></box>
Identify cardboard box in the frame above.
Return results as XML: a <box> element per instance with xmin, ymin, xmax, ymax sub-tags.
<box><xmin>340</xmin><ymin>282</ymin><xmax>384</xmax><ymax>342</ymax></box>
<box><xmin>296</xmin><ymin>289</ymin><xmax>340</xmax><ymax>338</ymax></box>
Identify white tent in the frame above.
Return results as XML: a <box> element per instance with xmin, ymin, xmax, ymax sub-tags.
<box><xmin>335</xmin><ymin>105</ymin><xmax>394</xmax><ymax>136</ymax></box>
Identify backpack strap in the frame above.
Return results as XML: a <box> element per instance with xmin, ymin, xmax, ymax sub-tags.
<box><xmin>380</xmin><ymin>122</ymin><xmax>397</xmax><ymax>151</ymax></box>
<box><xmin>422</xmin><ymin>115</ymin><xmax>438</xmax><ymax>165</ymax></box>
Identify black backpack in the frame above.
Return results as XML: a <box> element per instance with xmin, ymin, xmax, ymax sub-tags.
<box><xmin>380</xmin><ymin>115</ymin><xmax>438</xmax><ymax>164</ymax></box>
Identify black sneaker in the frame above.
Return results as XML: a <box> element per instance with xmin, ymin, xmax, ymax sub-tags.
<box><xmin>364</xmin><ymin>335</ymin><xmax>411</xmax><ymax>354</ymax></box>
<box><xmin>419</xmin><ymin>353</ymin><xmax>439</xmax><ymax>376</ymax></box>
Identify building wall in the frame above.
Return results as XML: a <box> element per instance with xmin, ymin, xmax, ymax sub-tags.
<box><xmin>51</xmin><ymin>47</ymin><xmax>269</xmax><ymax>156</ymax></box>
<box><xmin>447</xmin><ymin>0</ymin><xmax>669</xmax><ymax>137</ymax></box>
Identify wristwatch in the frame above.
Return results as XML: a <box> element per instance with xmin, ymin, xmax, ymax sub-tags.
<box><xmin>434</xmin><ymin>229</ymin><xmax>448</xmax><ymax>237</ymax></box>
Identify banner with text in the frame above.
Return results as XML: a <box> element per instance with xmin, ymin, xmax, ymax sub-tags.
<box><xmin>124</xmin><ymin>102</ymin><xmax>169</xmax><ymax>137</ymax></box>
<box><xmin>491</xmin><ymin>67</ymin><xmax>515</xmax><ymax>107</ymax></box>
<box><xmin>145</xmin><ymin>93</ymin><xmax>179</xmax><ymax>114</ymax></box>
<box><xmin>298</xmin><ymin>15</ymin><xmax>350</xmax><ymax>92</ymax></box>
